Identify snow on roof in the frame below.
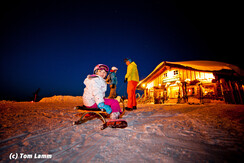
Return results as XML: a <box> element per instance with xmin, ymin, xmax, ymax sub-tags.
<box><xmin>167</xmin><ymin>61</ymin><xmax>229</xmax><ymax>71</ymax></box>
<box><xmin>166</xmin><ymin>61</ymin><xmax>243</xmax><ymax>75</ymax></box>
<box><xmin>138</xmin><ymin>60</ymin><xmax>243</xmax><ymax>86</ymax></box>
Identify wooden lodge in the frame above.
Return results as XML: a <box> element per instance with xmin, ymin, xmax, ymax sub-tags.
<box><xmin>137</xmin><ymin>61</ymin><xmax>244</xmax><ymax>104</ymax></box>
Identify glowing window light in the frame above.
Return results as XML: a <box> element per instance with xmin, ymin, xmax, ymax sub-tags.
<box><xmin>205</xmin><ymin>73</ymin><xmax>215</xmax><ymax>79</ymax></box>
<box><xmin>196</xmin><ymin>72</ymin><xmax>215</xmax><ymax>83</ymax></box>
<box><xmin>146</xmin><ymin>82</ymin><xmax>154</xmax><ymax>89</ymax></box>
<box><xmin>176</xmin><ymin>81</ymin><xmax>181</xmax><ymax>84</ymax></box>
<box><xmin>185</xmin><ymin>79</ymin><xmax>191</xmax><ymax>82</ymax></box>
<box><xmin>167</xmin><ymin>71</ymin><xmax>174</xmax><ymax>78</ymax></box>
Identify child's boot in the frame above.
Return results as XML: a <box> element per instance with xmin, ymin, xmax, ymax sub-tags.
<box><xmin>110</xmin><ymin>112</ymin><xmax>120</xmax><ymax>119</ymax></box>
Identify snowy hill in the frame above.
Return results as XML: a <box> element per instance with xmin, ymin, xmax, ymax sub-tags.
<box><xmin>0</xmin><ymin>100</ymin><xmax>244</xmax><ymax>162</ymax></box>
<box><xmin>39</xmin><ymin>95</ymin><xmax>83</xmax><ymax>103</ymax></box>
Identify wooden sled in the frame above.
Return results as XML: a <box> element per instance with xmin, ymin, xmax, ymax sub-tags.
<box><xmin>74</xmin><ymin>105</ymin><xmax>127</xmax><ymax>130</ymax></box>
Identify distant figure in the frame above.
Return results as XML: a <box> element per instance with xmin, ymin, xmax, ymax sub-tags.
<box><xmin>33</xmin><ymin>88</ymin><xmax>40</xmax><ymax>102</ymax></box>
<box><xmin>107</xmin><ymin>66</ymin><xmax>118</xmax><ymax>99</ymax></box>
<box><xmin>124</xmin><ymin>58</ymin><xmax>139</xmax><ymax>111</ymax></box>
<box><xmin>82</xmin><ymin>64</ymin><xmax>122</xmax><ymax>119</ymax></box>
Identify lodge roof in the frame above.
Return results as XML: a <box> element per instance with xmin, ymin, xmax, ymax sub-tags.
<box><xmin>137</xmin><ymin>60</ymin><xmax>244</xmax><ymax>88</ymax></box>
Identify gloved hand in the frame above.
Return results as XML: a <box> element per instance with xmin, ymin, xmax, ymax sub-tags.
<box><xmin>97</xmin><ymin>102</ymin><xmax>112</xmax><ymax>114</ymax></box>
<box><xmin>124</xmin><ymin>78</ymin><xmax>128</xmax><ymax>83</ymax></box>
<box><xmin>111</xmin><ymin>84</ymin><xmax>115</xmax><ymax>88</ymax></box>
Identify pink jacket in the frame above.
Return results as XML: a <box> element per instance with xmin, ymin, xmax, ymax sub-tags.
<box><xmin>83</xmin><ymin>75</ymin><xmax>107</xmax><ymax>107</ymax></box>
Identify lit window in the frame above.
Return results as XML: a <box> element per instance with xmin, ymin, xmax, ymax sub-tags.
<box><xmin>174</xmin><ymin>70</ymin><xmax>178</xmax><ymax>75</ymax></box>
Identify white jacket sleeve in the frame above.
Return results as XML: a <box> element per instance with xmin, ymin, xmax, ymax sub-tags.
<box><xmin>90</xmin><ymin>78</ymin><xmax>105</xmax><ymax>105</ymax></box>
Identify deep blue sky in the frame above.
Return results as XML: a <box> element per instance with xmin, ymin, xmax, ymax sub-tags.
<box><xmin>0</xmin><ymin>0</ymin><xmax>242</xmax><ymax>101</ymax></box>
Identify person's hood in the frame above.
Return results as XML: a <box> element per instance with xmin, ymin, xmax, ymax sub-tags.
<box><xmin>84</xmin><ymin>74</ymin><xmax>105</xmax><ymax>85</ymax></box>
<box><xmin>131</xmin><ymin>61</ymin><xmax>137</xmax><ymax>67</ymax></box>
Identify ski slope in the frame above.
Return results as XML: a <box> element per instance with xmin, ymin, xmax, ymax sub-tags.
<box><xmin>0</xmin><ymin>98</ymin><xmax>244</xmax><ymax>162</ymax></box>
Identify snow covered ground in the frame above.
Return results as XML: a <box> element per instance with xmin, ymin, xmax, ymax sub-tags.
<box><xmin>0</xmin><ymin>97</ymin><xmax>244</xmax><ymax>162</ymax></box>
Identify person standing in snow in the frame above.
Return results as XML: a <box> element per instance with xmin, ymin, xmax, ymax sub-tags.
<box><xmin>83</xmin><ymin>64</ymin><xmax>122</xmax><ymax>119</ymax></box>
<box><xmin>124</xmin><ymin>58</ymin><xmax>139</xmax><ymax>111</ymax></box>
<box><xmin>107</xmin><ymin>66</ymin><xmax>118</xmax><ymax>99</ymax></box>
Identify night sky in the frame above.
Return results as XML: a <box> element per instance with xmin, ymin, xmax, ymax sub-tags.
<box><xmin>0</xmin><ymin>0</ymin><xmax>242</xmax><ymax>101</ymax></box>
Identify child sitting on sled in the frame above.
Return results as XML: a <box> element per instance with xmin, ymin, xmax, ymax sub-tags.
<box><xmin>82</xmin><ymin>64</ymin><xmax>122</xmax><ymax>119</ymax></box>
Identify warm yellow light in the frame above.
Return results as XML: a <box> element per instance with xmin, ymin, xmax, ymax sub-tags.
<box><xmin>142</xmin><ymin>84</ymin><xmax>146</xmax><ymax>88</ymax></box>
<box><xmin>185</xmin><ymin>79</ymin><xmax>190</xmax><ymax>82</ymax></box>
<box><xmin>196</xmin><ymin>72</ymin><xmax>215</xmax><ymax>83</ymax></box>
<box><xmin>146</xmin><ymin>82</ymin><xmax>153</xmax><ymax>89</ymax></box>
<box><xmin>205</xmin><ymin>73</ymin><xmax>215</xmax><ymax>79</ymax></box>
<box><xmin>167</xmin><ymin>71</ymin><xmax>174</xmax><ymax>78</ymax></box>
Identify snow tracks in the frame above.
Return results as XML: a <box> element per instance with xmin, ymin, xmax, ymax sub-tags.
<box><xmin>1</xmin><ymin>102</ymin><xmax>244</xmax><ymax>162</ymax></box>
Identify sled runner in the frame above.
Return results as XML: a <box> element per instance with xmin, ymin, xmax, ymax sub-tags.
<box><xmin>106</xmin><ymin>119</ymin><xmax>127</xmax><ymax>128</ymax></box>
<box><xmin>73</xmin><ymin>105</ymin><xmax>127</xmax><ymax>130</ymax></box>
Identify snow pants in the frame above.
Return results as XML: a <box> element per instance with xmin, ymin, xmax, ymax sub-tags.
<box><xmin>86</xmin><ymin>99</ymin><xmax>122</xmax><ymax>114</ymax></box>
<box><xmin>108</xmin><ymin>85</ymin><xmax>117</xmax><ymax>99</ymax></box>
<box><xmin>127</xmin><ymin>81</ymin><xmax>138</xmax><ymax>108</ymax></box>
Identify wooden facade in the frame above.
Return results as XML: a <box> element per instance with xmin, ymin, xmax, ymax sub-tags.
<box><xmin>137</xmin><ymin>61</ymin><xmax>244</xmax><ymax>104</ymax></box>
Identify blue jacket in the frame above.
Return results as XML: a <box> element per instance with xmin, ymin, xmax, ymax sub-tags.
<box><xmin>109</xmin><ymin>72</ymin><xmax>117</xmax><ymax>85</ymax></box>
